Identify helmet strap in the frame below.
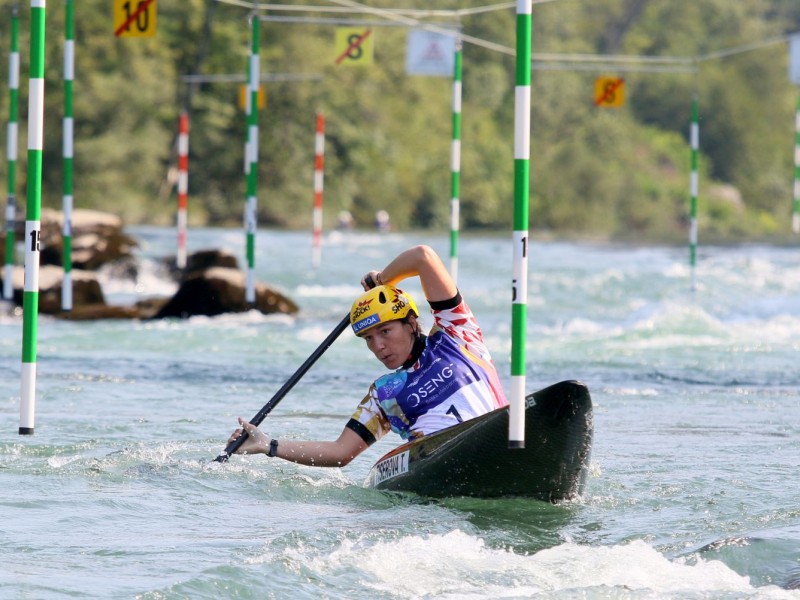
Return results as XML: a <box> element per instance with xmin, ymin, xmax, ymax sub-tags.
<box><xmin>402</xmin><ymin>322</ymin><xmax>427</xmax><ymax>369</ymax></box>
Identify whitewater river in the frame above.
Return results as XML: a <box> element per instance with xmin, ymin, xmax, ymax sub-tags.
<box><xmin>1</xmin><ymin>227</ymin><xmax>799</xmax><ymax>599</ymax></box>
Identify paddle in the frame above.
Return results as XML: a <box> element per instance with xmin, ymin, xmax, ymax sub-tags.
<box><xmin>213</xmin><ymin>313</ymin><xmax>351</xmax><ymax>463</ymax></box>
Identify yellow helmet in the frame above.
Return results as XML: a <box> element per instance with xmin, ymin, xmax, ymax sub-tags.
<box><xmin>350</xmin><ymin>285</ymin><xmax>419</xmax><ymax>336</ymax></box>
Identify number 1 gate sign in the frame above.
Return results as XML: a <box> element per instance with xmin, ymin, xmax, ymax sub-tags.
<box><xmin>114</xmin><ymin>0</ymin><xmax>158</xmax><ymax>38</ymax></box>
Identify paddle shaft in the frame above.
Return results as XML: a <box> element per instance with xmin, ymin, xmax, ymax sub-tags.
<box><xmin>214</xmin><ymin>313</ymin><xmax>351</xmax><ymax>462</ymax></box>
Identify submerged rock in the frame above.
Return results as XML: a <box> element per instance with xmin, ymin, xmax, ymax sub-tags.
<box><xmin>11</xmin><ymin>265</ymin><xmax>105</xmax><ymax>315</ymax></box>
<box><xmin>154</xmin><ymin>266</ymin><xmax>298</xmax><ymax>319</ymax></box>
<box><xmin>36</xmin><ymin>207</ymin><xmax>138</xmax><ymax>270</ymax></box>
<box><xmin>163</xmin><ymin>248</ymin><xmax>240</xmax><ymax>281</ymax></box>
<box><xmin>5</xmin><ymin>234</ymin><xmax>300</xmax><ymax>320</ymax></box>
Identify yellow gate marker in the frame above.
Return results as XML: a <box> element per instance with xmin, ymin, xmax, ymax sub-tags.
<box><xmin>238</xmin><ymin>84</ymin><xmax>266</xmax><ymax>111</ymax></box>
<box><xmin>594</xmin><ymin>76</ymin><xmax>625</xmax><ymax>107</ymax></box>
<box><xmin>335</xmin><ymin>27</ymin><xmax>373</xmax><ymax>66</ymax></box>
<box><xmin>114</xmin><ymin>0</ymin><xmax>157</xmax><ymax>38</ymax></box>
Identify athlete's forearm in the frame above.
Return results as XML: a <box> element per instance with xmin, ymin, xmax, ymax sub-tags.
<box><xmin>273</xmin><ymin>438</ymin><xmax>360</xmax><ymax>467</ymax></box>
<box><xmin>378</xmin><ymin>245</ymin><xmax>456</xmax><ymax>302</ymax></box>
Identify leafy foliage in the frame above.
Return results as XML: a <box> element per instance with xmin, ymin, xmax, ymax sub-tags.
<box><xmin>0</xmin><ymin>0</ymin><xmax>798</xmax><ymax>241</ymax></box>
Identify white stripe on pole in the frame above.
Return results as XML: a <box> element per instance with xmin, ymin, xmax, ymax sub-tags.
<box><xmin>6</xmin><ymin>122</ymin><xmax>17</xmax><ymax>162</ymax></box>
<box><xmin>29</xmin><ymin>82</ymin><xmax>45</xmax><ymax>147</ymax></box>
<box><xmin>249</xmin><ymin>125</ymin><xmax>258</xmax><ymax>167</ymax></box>
<box><xmin>9</xmin><ymin>53</ymin><xmax>19</xmax><ymax>90</ymax></box>
<box><xmin>450</xmin><ymin>211</ymin><xmax>461</xmax><ymax>283</ymax></box>
<box><xmin>64</xmin><ymin>40</ymin><xmax>74</xmax><ymax>79</ymax></box>
<box><xmin>63</xmin><ymin>118</ymin><xmax>73</xmax><ymax>157</ymax></box>
<box><xmin>514</xmin><ymin>88</ymin><xmax>531</xmax><ymax>160</ymax></box>
<box><xmin>24</xmin><ymin>221</ymin><xmax>41</xmax><ymax>292</ymax></box>
<box><xmin>20</xmin><ymin>363</ymin><xmax>37</xmax><ymax>429</ymax></box>
<box><xmin>449</xmin><ymin>200</ymin><xmax>460</xmax><ymax>234</ymax></box>
<box><xmin>63</xmin><ymin>197</ymin><xmax>73</xmax><ymax>234</ymax></box>
<box><xmin>450</xmin><ymin>137</ymin><xmax>461</xmax><ymax>173</ymax></box>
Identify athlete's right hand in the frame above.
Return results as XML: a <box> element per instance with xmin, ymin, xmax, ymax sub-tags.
<box><xmin>361</xmin><ymin>271</ymin><xmax>382</xmax><ymax>290</ymax></box>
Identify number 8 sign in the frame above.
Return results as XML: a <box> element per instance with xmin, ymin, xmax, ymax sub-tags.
<box><xmin>593</xmin><ymin>76</ymin><xmax>625</xmax><ymax>108</ymax></box>
<box><xmin>114</xmin><ymin>0</ymin><xmax>157</xmax><ymax>38</ymax></box>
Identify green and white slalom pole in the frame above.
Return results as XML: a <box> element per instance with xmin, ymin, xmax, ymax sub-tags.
<box><xmin>3</xmin><ymin>6</ymin><xmax>20</xmax><ymax>301</ymax></box>
<box><xmin>20</xmin><ymin>0</ymin><xmax>46</xmax><ymax>435</ymax></box>
<box><xmin>311</xmin><ymin>112</ymin><xmax>325</xmax><ymax>268</ymax></box>
<box><xmin>176</xmin><ymin>111</ymin><xmax>189</xmax><ymax>269</ymax></box>
<box><xmin>244</xmin><ymin>15</ymin><xmax>260</xmax><ymax>304</ymax></box>
<box><xmin>689</xmin><ymin>94</ymin><xmax>699</xmax><ymax>292</ymax></box>
<box><xmin>62</xmin><ymin>0</ymin><xmax>74</xmax><ymax>311</ymax></box>
<box><xmin>509</xmin><ymin>0</ymin><xmax>532</xmax><ymax>450</ymax></box>
<box><xmin>793</xmin><ymin>92</ymin><xmax>800</xmax><ymax>234</ymax></box>
<box><xmin>448</xmin><ymin>37</ymin><xmax>463</xmax><ymax>282</ymax></box>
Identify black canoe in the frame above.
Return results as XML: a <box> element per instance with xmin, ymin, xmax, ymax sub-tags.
<box><xmin>364</xmin><ymin>380</ymin><xmax>593</xmax><ymax>501</ymax></box>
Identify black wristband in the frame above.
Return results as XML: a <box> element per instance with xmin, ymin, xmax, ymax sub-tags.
<box><xmin>267</xmin><ymin>439</ymin><xmax>279</xmax><ymax>457</ymax></box>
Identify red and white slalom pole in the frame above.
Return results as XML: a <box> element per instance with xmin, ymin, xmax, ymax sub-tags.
<box><xmin>176</xmin><ymin>111</ymin><xmax>189</xmax><ymax>269</ymax></box>
<box><xmin>311</xmin><ymin>112</ymin><xmax>325</xmax><ymax>268</ymax></box>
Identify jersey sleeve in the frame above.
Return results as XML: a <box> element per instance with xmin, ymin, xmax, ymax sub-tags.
<box><xmin>346</xmin><ymin>387</ymin><xmax>391</xmax><ymax>445</ymax></box>
<box><xmin>430</xmin><ymin>294</ymin><xmax>493</xmax><ymax>362</ymax></box>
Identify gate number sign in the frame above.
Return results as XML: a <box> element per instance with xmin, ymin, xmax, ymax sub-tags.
<box><xmin>115</xmin><ymin>0</ymin><xmax>157</xmax><ymax>38</ymax></box>
<box><xmin>594</xmin><ymin>76</ymin><xmax>625</xmax><ymax>108</ymax></box>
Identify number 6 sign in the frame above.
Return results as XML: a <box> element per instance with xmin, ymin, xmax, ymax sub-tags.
<box><xmin>114</xmin><ymin>0</ymin><xmax>157</xmax><ymax>38</ymax></box>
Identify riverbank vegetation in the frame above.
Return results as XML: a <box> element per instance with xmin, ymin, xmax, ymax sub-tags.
<box><xmin>0</xmin><ymin>0</ymin><xmax>798</xmax><ymax>243</ymax></box>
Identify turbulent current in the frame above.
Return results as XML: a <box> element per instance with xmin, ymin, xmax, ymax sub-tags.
<box><xmin>1</xmin><ymin>227</ymin><xmax>799</xmax><ymax>599</ymax></box>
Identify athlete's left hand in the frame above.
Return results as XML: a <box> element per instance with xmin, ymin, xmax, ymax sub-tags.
<box><xmin>228</xmin><ymin>417</ymin><xmax>270</xmax><ymax>455</ymax></box>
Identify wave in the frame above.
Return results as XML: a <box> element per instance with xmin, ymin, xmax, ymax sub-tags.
<box><xmin>149</xmin><ymin>533</ymin><xmax>800</xmax><ymax>599</ymax></box>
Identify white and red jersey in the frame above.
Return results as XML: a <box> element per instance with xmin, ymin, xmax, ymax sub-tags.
<box><xmin>347</xmin><ymin>294</ymin><xmax>508</xmax><ymax>443</ymax></box>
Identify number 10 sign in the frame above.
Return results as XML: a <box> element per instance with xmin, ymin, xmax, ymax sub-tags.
<box><xmin>114</xmin><ymin>0</ymin><xmax>157</xmax><ymax>38</ymax></box>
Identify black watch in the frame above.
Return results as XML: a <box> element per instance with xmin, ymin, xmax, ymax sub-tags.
<box><xmin>267</xmin><ymin>438</ymin><xmax>279</xmax><ymax>457</ymax></box>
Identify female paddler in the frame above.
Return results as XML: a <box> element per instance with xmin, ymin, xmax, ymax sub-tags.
<box><xmin>227</xmin><ymin>245</ymin><xmax>508</xmax><ymax>466</ymax></box>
